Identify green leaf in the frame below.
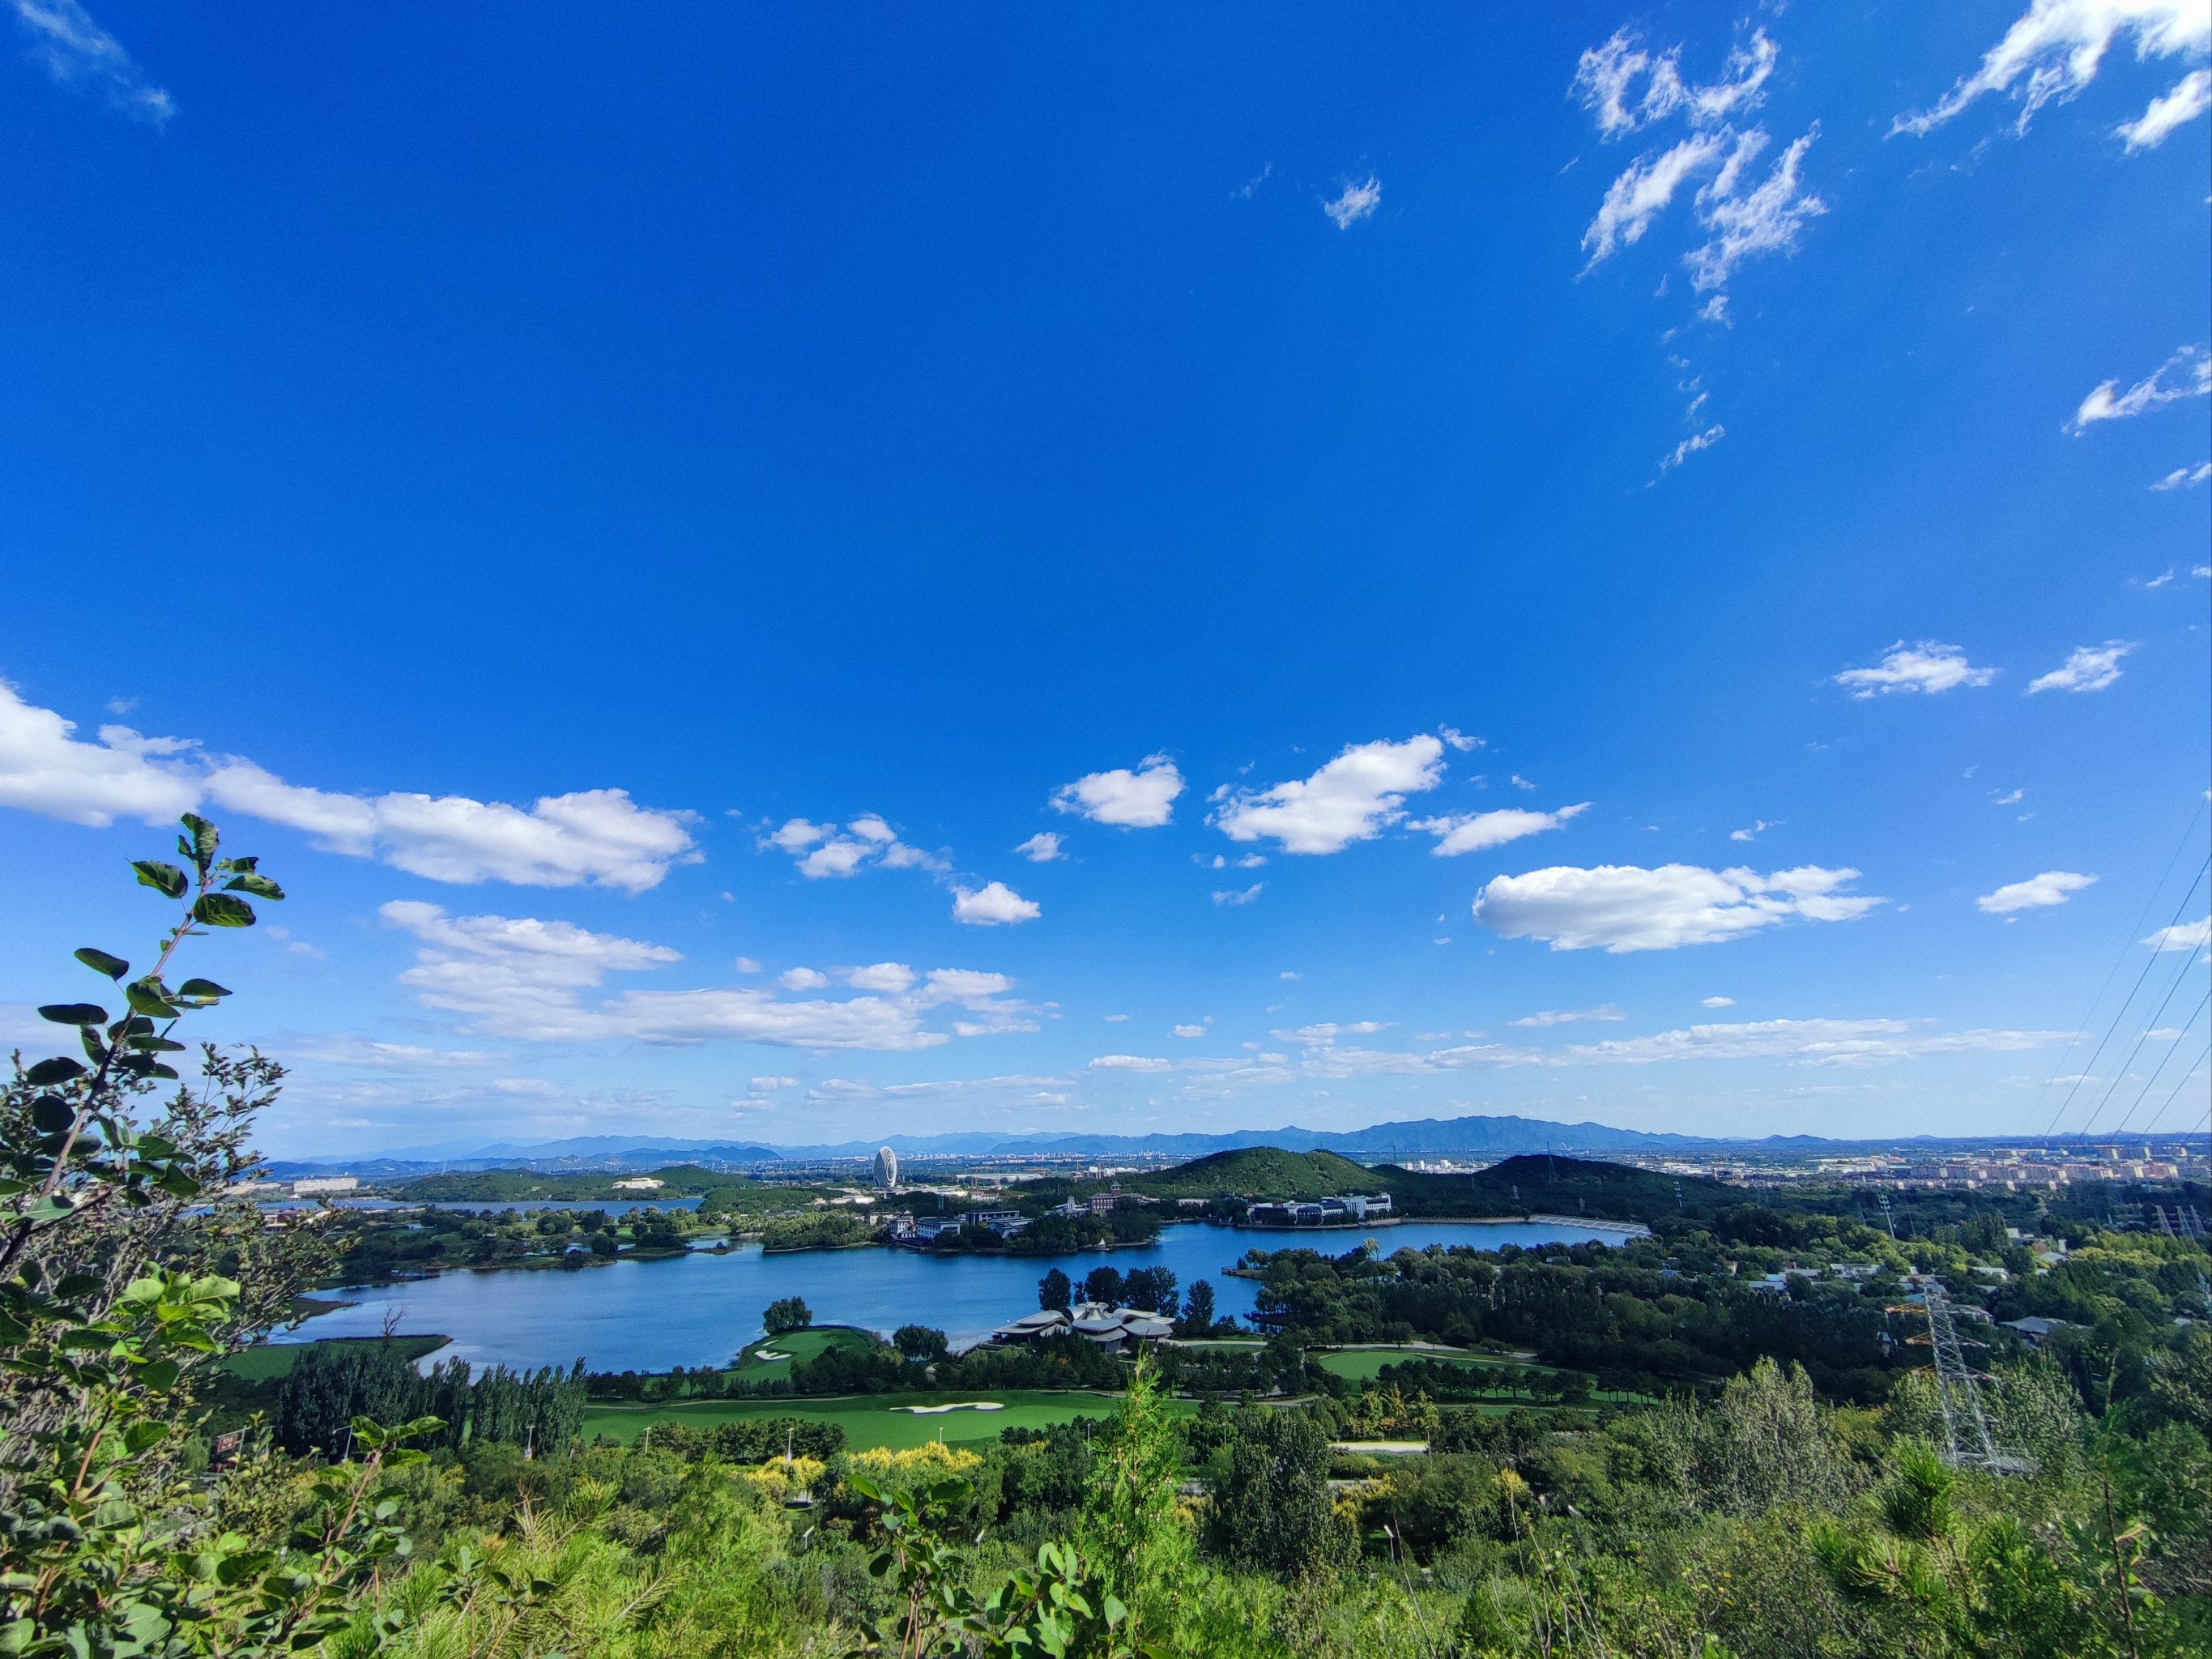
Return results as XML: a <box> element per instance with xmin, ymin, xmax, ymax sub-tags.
<box><xmin>137</xmin><ymin>1358</ymin><xmax>181</xmax><ymax>1392</ymax></box>
<box><xmin>76</xmin><ymin>947</ymin><xmax>130</xmax><ymax>979</ymax></box>
<box><xmin>126</xmin><ymin>1035</ymin><xmax>185</xmax><ymax>1052</ymax></box>
<box><xmin>54</xmin><ymin>1273</ymin><xmax>101</xmax><ymax>1299</ymax></box>
<box><xmin>32</xmin><ymin>1095</ymin><xmax>74</xmax><ymax>1133</ymax></box>
<box><xmin>192</xmin><ymin>892</ymin><xmax>256</xmax><ymax>928</ymax></box>
<box><xmin>223</xmin><ymin>873</ymin><xmax>285</xmax><ymax>902</ymax></box>
<box><xmin>181</xmin><ymin>812</ymin><xmax>221</xmax><ymax>866</ymax></box>
<box><xmin>176</xmin><ymin>978</ymin><xmax>232</xmax><ymax>1001</ymax></box>
<box><xmin>40</xmin><ymin>1002</ymin><xmax>109</xmax><ymax>1026</ymax></box>
<box><xmin>24</xmin><ymin>1057</ymin><xmax>85</xmax><ymax>1086</ymax></box>
<box><xmin>131</xmin><ymin>860</ymin><xmax>190</xmax><ymax>899</ymax></box>
<box><xmin>126</xmin><ymin>980</ymin><xmax>181</xmax><ymax>1018</ymax></box>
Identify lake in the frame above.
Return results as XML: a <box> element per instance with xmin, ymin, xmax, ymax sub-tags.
<box><xmin>275</xmin><ymin>1220</ymin><xmax>1627</xmax><ymax>1372</ymax></box>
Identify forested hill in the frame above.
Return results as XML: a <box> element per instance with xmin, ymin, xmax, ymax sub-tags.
<box><xmin>394</xmin><ymin>1165</ymin><xmax>781</xmax><ymax>1204</ymax></box>
<box><xmin>1117</xmin><ymin>1149</ymin><xmax>1724</xmax><ymax>1223</ymax></box>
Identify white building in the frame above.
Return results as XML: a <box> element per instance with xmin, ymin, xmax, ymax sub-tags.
<box><xmin>290</xmin><ymin>1176</ymin><xmax>358</xmax><ymax>1196</ymax></box>
<box><xmin>612</xmin><ymin>1176</ymin><xmax>664</xmax><ymax>1192</ymax></box>
<box><xmin>872</xmin><ymin>1146</ymin><xmax>900</xmax><ymax>1191</ymax></box>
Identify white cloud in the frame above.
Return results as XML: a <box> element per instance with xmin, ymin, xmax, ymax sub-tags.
<box><xmin>750</xmin><ymin>1075</ymin><xmax>799</xmax><ymax>1090</ymax></box>
<box><xmin>953</xmin><ymin>881</ymin><xmax>1041</xmax><ymax>926</ymax></box>
<box><xmin>1894</xmin><ymin>0</ymin><xmax>2211</xmax><ymax>141</ymax></box>
<box><xmin>0</xmin><ymin>681</ymin><xmax>200</xmax><ymax>826</ymax></box>
<box><xmin>2144</xmin><ymin>915</ymin><xmax>2210</xmax><ymax>951</ymax></box>
<box><xmin>207</xmin><ymin>761</ymin><xmax>700</xmax><ymax>892</ymax></box>
<box><xmin>1978</xmin><ymin>870</ymin><xmax>2098</xmax><ymax>914</ymax></box>
<box><xmin>1583</xmin><ymin>134</ymin><xmax>1727</xmax><ymax>265</ymax></box>
<box><xmin>1295</xmin><ymin>1017</ymin><xmax>2059</xmax><ymax>1075</ymax></box>
<box><xmin>0</xmin><ymin>683</ymin><xmax>700</xmax><ymax>891</ymax></box>
<box><xmin>1685</xmin><ymin>127</ymin><xmax>1824</xmax><ymax>292</ymax></box>
<box><xmin>1323</xmin><ymin>176</ymin><xmax>1382</xmax><ymax>229</ymax></box>
<box><xmin>765</xmin><ymin>813</ymin><xmax>946</xmax><ymax>881</ymax></box>
<box><xmin>1213</xmin><ymin>735</ymin><xmax>1446</xmax><ymax>854</ymax></box>
<box><xmin>1438</xmin><ymin>727</ymin><xmax>1482</xmax><ymax>752</ymax></box>
<box><xmin>2027</xmin><ymin>641</ymin><xmax>2133</xmax><ymax>693</ymax></box>
<box><xmin>1657</xmin><ymin>424</ymin><xmax>1726</xmax><ymax>474</ymax></box>
<box><xmin>2150</xmin><ymin>462</ymin><xmax>2212</xmax><ymax>488</ymax></box>
<box><xmin>1089</xmin><ymin>1055</ymin><xmax>1174</xmax><ymax>1073</ymax></box>
<box><xmin>1279</xmin><ymin>970</ymin><xmax>1302</xmax><ymax>981</ymax></box>
<box><xmin>1476</xmin><ymin>862</ymin><xmax>1884</xmax><ymax>953</ymax></box>
<box><xmin>2119</xmin><ymin>64</ymin><xmax>2212</xmax><ymax>145</ymax></box>
<box><xmin>1834</xmin><ymin>641</ymin><xmax>1997</xmax><ymax>698</ymax></box>
<box><xmin>1702</xmin><ymin>996</ymin><xmax>1737</xmax><ymax>1008</ymax></box>
<box><xmin>1171</xmin><ymin>1024</ymin><xmax>1208</xmax><ymax>1039</ymax></box>
<box><xmin>2068</xmin><ymin>347</ymin><xmax>2211</xmax><ymax>433</ymax></box>
<box><xmin>1511</xmin><ymin>1004</ymin><xmax>1626</xmax><ymax>1028</ymax></box>
<box><xmin>1211</xmin><ymin>883</ymin><xmax>1265</xmax><ymax>906</ymax></box>
<box><xmin>845</xmin><ymin>962</ymin><xmax>916</xmax><ymax>993</ymax></box>
<box><xmin>1014</xmin><ymin>831</ymin><xmax>1065</xmax><ymax>863</ymax></box>
<box><xmin>734</xmin><ymin>957</ymin><xmax>762</xmax><ymax>974</ymax></box>
<box><xmin>1104</xmin><ymin>1013</ymin><xmax>1130</xmax><ymax>1021</ymax></box>
<box><xmin>1052</xmin><ymin>756</ymin><xmax>1184</xmax><ymax>828</ymax></box>
<box><xmin>1572</xmin><ymin>28</ymin><xmax>1777</xmax><ymax>139</ymax></box>
<box><xmin>11</xmin><ymin>0</ymin><xmax>173</xmax><ymax>123</ymax></box>
<box><xmin>380</xmin><ymin>901</ymin><xmax>1029</xmax><ymax>1051</ymax></box>
<box><xmin>1409</xmin><ymin>802</ymin><xmax>1588</xmax><ymax>857</ymax></box>
<box><xmin>1730</xmin><ymin>820</ymin><xmax>1772</xmax><ymax>842</ymax></box>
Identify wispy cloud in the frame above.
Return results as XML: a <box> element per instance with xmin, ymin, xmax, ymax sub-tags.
<box><xmin>2150</xmin><ymin>461</ymin><xmax>2211</xmax><ymax>489</ymax></box>
<box><xmin>1511</xmin><ymin>1004</ymin><xmax>1626</xmax><ymax>1028</ymax></box>
<box><xmin>11</xmin><ymin>0</ymin><xmax>172</xmax><ymax>124</ymax></box>
<box><xmin>2118</xmin><ymin>65</ymin><xmax>2212</xmax><ymax>147</ymax></box>
<box><xmin>1211</xmin><ymin>883</ymin><xmax>1264</xmax><ymax>906</ymax></box>
<box><xmin>2144</xmin><ymin>915</ymin><xmax>2210</xmax><ymax>952</ymax></box>
<box><xmin>1894</xmin><ymin>0</ymin><xmax>2211</xmax><ymax>144</ymax></box>
<box><xmin>1014</xmin><ymin>831</ymin><xmax>1065</xmax><ymax>863</ymax></box>
<box><xmin>2068</xmin><ymin>347</ymin><xmax>2210</xmax><ymax>433</ymax></box>
<box><xmin>1409</xmin><ymin>802</ymin><xmax>1588</xmax><ymax>857</ymax></box>
<box><xmin>1657</xmin><ymin>424</ymin><xmax>1726</xmax><ymax>475</ymax></box>
<box><xmin>1322</xmin><ymin>176</ymin><xmax>1382</xmax><ymax>229</ymax></box>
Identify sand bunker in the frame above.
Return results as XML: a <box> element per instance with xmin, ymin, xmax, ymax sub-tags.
<box><xmin>893</xmin><ymin>1401</ymin><xmax>1006</xmax><ymax>1415</ymax></box>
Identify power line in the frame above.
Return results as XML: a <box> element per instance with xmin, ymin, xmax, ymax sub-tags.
<box><xmin>2039</xmin><ymin>855</ymin><xmax>2209</xmax><ymax>1144</ymax></box>
<box><xmin>2072</xmin><ymin>938</ymin><xmax>2210</xmax><ymax>1141</ymax></box>
<box><xmin>2107</xmin><ymin>987</ymin><xmax>2210</xmax><ymax>1145</ymax></box>
<box><xmin>2027</xmin><ymin>800</ymin><xmax>2207</xmax><ymax>1137</ymax></box>
<box><xmin>2138</xmin><ymin>1042</ymin><xmax>2212</xmax><ymax>1138</ymax></box>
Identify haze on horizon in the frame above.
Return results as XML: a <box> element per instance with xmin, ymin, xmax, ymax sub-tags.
<box><xmin>1</xmin><ymin>2</ymin><xmax>2207</xmax><ymax>1159</ymax></box>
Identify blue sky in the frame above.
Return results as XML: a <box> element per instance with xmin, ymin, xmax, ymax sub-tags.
<box><xmin>2</xmin><ymin>2</ymin><xmax>2207</xmax><ymax>1156</ymax></box>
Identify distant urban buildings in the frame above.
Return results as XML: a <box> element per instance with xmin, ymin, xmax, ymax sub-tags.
<box><xmin>872</xmin><ymin>1146</ymin><xmax>900</xmax><ymax>1191</ymax></box>
<box><xmin>288</xmin><ymin>1176</ymin><xmax>359</xmax><ymax>1197</ymax></box>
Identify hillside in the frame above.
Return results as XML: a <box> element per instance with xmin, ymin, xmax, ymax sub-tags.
<box><xmin>1115</xmin><ymin>1147</ymin><xmax>1730</xmax><ymax>1226</ymax></box>
<box><xmin>394</xmin><ymin>1165</ymin><xmax>782</xmax><ymax>1204</ymax></box>
<box><xmin>1125</xmin><ymin>1147</ymin><xmax>1379</xmax><ymax>1201</ymax></box>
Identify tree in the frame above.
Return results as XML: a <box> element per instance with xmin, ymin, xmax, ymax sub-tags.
<box><xmin>1204</xmin><ymin>1407</ymin><xmax>1348</xmax><ymax>1578</ymax></box>
<box><xmin>764</xmin><ymin>1296</ymin><xmax>813</xmax><ymax>1336</ymax></box>
<box><xmin>1177</xmin><ymin>1278</ymin><xmax>1219</xmax><ymax>1337</ymax></box>
<box><xmin>1038</xmin><ymin>1266</ymin><xmax>1072</xmax><ymax>1312</ymax></box>
<box><xmin>1082</xmin><ymin>1265</ymin><xmax>1126</xmax><ymax>1308</ymax></box>
<box><xmin>1123</xmin><ymin>1266</ymin><xmax>1178</xmax><ymax>1320</ymax></box>
<box><xmin>894</xmin><ymin>1324</ymin><xmax>948</xmax><ymax>1363</ymax></box>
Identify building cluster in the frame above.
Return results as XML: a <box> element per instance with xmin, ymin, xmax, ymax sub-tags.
<box><xmin>989</xmin><ymin>1301</ymin><xmax>1174</xmax><ymax>1353</ymax></box>
<box><xmin>1618</xmin><ymin>1142</ymin><xmax>2207</xmax><ymax>1192</ymax></box>
<box><xmin>886</xmin><ymin>1207</ymin><xmax>1029</xmax><ymax>1243</ymax></box>
<box><xmin>1242</xmin><ymin>1192</ymin><xmax>1392</xmax><ymax>1228</ymax></box>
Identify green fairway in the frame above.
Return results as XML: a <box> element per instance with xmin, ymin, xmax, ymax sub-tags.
<box><xmin>1313</xmin><ymin>1347</ymin><xmax>1551</xmax><ymax>1383</ymax></box>
<box><xmin>583</xmin><ymin>1389</ymin><xmax>1185</xmax><ymax>1451</ymax></box>
<box><xmin>733</xmin><ymin>1324</ymin><xmax>879</xmax><ymax>1373</ymax></box>
<box><xmin>219</xmin><ymin>1335</ymin><xmax>449</xmax><ymax>1382</ymax></box>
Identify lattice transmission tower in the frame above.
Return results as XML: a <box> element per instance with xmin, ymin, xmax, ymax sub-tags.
<box><xmin>1921</xmin><ymin>1282</ymin><xmax>2031</xmax><ymax>1476</ymax></box>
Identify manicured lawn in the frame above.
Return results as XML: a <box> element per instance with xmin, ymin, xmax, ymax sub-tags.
<box><xmin>582</xmin><ymin>1388</ymin><xmax>1187</xmax><ymax>1451</ymax></box>
<box><xmin>1311</xmin><ymin>1347</ymin><xmax>1548</xmax><ymax>1383</ymax></box>
<box><xmin>733</xmin><ymin>1324</ymin><xmax>879</xmax><ymax>1373</ymax></box>
<box><xmin>219</xmin><ymin>1335</ymin><xmax>449</xmax><ymax>1382</ymax></box>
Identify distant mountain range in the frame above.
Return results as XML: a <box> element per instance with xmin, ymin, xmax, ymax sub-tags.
<box><xmin>262</xmin><ymin>1112</ymin><xmax>2108</xmax><ymax>1179</ymax></box>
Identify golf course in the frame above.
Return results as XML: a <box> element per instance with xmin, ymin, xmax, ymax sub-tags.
<box><xmin>582</xmin><ymin>1388</ymin><xmax>1191</xmax><ymax>1451</ymax></box>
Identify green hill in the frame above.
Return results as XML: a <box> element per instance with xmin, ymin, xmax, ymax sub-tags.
<box><xmin>1124</xmin><ymin>1147</ymin><xmax>1722</xmax><ymax>1225</ymax></box>
<box><xmin>1127</xmin><ymin>1147</ymin><xmax>1383</xmax><ymax>1201</ymax></box>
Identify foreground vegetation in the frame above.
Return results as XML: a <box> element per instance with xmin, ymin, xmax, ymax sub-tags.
<box><xmin>6</xmin><ymin>817</ymin><xmax>2206</xmax><ymax>1656</ymax></box>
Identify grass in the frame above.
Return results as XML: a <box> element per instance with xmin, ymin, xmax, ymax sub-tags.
<box><xmin>219</xmin><ymin>1335</ymin><xmax>450</xmax><ymax>1382</ymax></box>
<box><xmin>733</xmin><ymin>1324</ymin><xmax>880</xmax><ymax>1373</ymax></box>
<box><xmin>582</xmin><ymin>1388</ymin><xmax>1192</xmax><ymax>1452</ymax></box>
<box><xmin>1312</xmin><ymin>1347</ymin><xmax>1553</xmax><ymax>1383</ymax></box>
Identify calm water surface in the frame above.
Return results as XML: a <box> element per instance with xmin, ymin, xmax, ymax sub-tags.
<box><xmin>277</xmin><ymin>1221</ymin><xmax>1622</xmax><ymax>1372</ymax></box>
